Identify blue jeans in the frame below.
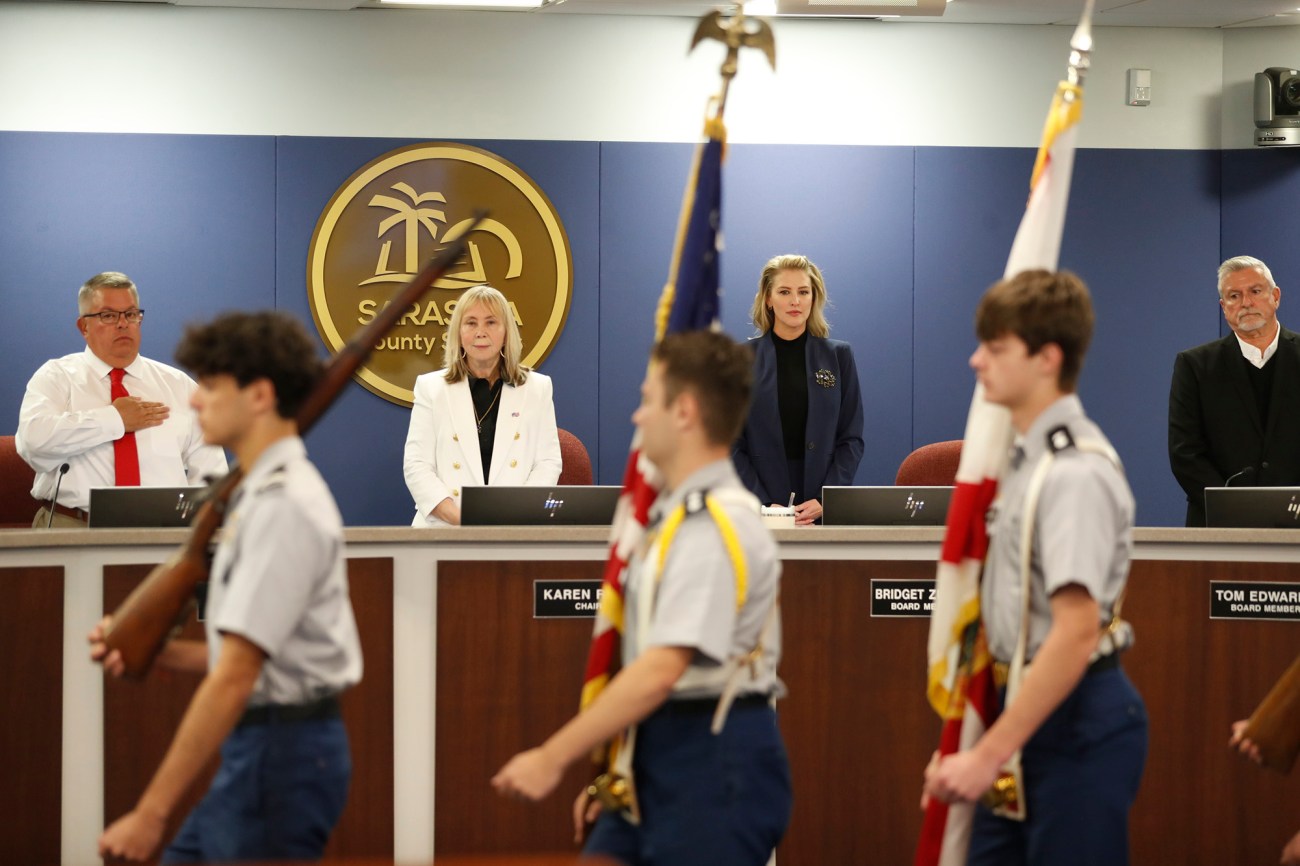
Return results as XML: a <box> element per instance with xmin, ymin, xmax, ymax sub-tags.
<box><xmin>967</xmin><ymin>667</ymin><xmax>1148</xmax><ymax>866</ymax></box>
<box><xmin>162</xmin><ymin>716</ymin><xmax>351</xmax><ymax>864</ymax></box>
<box><xmin>583</xmin><ymin>700</ymin><xmax>792</xmax><ymax>866</ymax></box>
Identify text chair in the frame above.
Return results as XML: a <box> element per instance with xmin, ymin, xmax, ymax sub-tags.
<box><xmin>895</xmin><ymin>439</ymin><xmax>962</xmax><ymax>487</ymax></box>
<box><xmin>0</xmin><ymin>435</ymin><xmax>37</xmax><ymax>527</ymax></box>
<box><xmin>557</xmin><ymin>428</ymin><xmax>594</xmax><ymax>485</ymax></box>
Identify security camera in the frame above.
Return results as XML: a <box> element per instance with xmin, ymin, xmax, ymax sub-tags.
<box><xmin>1254</xmin><ymin>67</ymin><xmax>1300</xmax><ymax>146</ymax></box>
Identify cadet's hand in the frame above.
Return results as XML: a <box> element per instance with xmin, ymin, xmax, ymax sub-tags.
<box><xmin>491</xmin><ymin>747</ymin><xmax>562</xmax><ymax>802</ymax></box>
<box><xmin>924</xmin><ymin>747</ymin><xmax>1001</xmax><ymax>805</ymax></box>
<box><xmin>920</xmin><ymin>750</ymin><xmax>940</xmax><ymax>810</ymax></box>
<box><xmin>89</xmin><ymin>615</ymin><xmax>126</xmax><ymax>678</ymax></box>
<box><xmin>1229</xmin><ymin>719</ymin><xmax>1263</xmax><ymax>764</ymax></box>
<box><xmin>572</xmin><ymin>784</ymin><xmax>602</xmax><ymax>843</ymax></box>
<box><xmin>1283</xmin><ymin>828</ymin><xmax>1300</xmax><ymax>865</ymax></box>
<box><xmin>114</xmin><ymin>397</ymin><xmax>169</xmax><ymax>433</ymax></box>
<box><xmin>793</xmin><ymin>498</ymin><xmax>823</xmax><ymax>526</ymax></box>
<box><xmin>99</xmin><ymin>808</ymin><xmax>166</xmax><ymax>862</ymax></box>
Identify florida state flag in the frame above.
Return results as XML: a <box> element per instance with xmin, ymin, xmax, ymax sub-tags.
<box><xmin>916</xmin><ymin>3</ymin><xmax>1094</xmax><ymax>863</ymax></box>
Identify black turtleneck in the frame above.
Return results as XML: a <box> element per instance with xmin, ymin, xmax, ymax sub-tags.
<box><xmin>771</xmin><ymin>329</ymin><xmax>809</xmax><ymax>461</ymax></box>
<box><xmin>469</xmin><ymin>374</ymin><xmax>504</xmax><ymax>478</ymax></box>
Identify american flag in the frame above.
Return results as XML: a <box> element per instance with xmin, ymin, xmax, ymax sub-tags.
<box><xmin>580</xmin><ymin>124</ymin><xmax>727</xmax><ymax>745</ymax></box>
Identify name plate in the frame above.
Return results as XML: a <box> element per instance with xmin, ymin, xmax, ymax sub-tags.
<box><xmin>870</xmin><ymin>579</ymin><xmax>936</xmax><ymax>618</ymax></box>
<box><xmin>1210</xmin><ymin>581</ymin><xmax>1300</xmax><ymax>621</ymax></box>
<box><xmin>534</xmin><ymin>579</ymin><xmax>603</xmax><ymax>618</ymax></box>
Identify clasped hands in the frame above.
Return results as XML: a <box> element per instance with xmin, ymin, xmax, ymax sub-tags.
<box><xmin>920</xmin><ymin>745</ymin><xmax>1002</xmax><ymax>808</ymax></box>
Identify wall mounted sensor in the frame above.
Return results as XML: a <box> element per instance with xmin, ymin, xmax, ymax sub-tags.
<box><xmin>1127</xmin><ymin>68</ymin><xmax>1151</xmax><ymax>106</ymax></box>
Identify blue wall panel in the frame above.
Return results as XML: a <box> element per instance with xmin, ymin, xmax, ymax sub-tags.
<box><xmin>723</xmin><ymin>144</ymin><xmax>916</xmax><ymax>487</ymax></box>
<box><xmin>914</xmin><ymin>147</ymin><xmax>1034</xmax><ymax>448</ymax></box>
<box><xmin>0</xmin><ymin>131</ymin><xmax>1250</xmax><ymax>525</ymax></box>
<box><xmin>1221</xmin><ymin>148</ymin><xmax>1300</xmax><ymax>320</ymax></box>
<box><xmin>1064</xmin><ymin>149</ymin><xmax>1220</xmax><ymax>528</ymax></box>
<box><xmin>0</xmin><ymin>131</ymin><xmax>275</xmax><ymax>450</ymax></box>
<box><xmin>916</xmin><ymin>147</ymin><xmax>1220</xmax><ymax>527</ymax></box>
<box><xmin>596</xmin><ymin>142</ymin><xmax>697</xmax><ymax>487</ymax></box>
<box><xmin>597</xmin><ymin>142</ymin><xmax>915</xmax><ymax>489</ymax></box>
<box><xmin>274</xmin><ymin>137</ymin><xmax>601</xmax><ymax>526</ymax></box>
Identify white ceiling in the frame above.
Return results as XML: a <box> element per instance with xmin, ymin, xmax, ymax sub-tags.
<box><xmin>36</xmin><ymin>0</ymin><xmax>1300</xmax><ymax>28</ymax></box>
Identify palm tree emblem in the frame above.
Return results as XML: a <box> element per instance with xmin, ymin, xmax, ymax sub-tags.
<box><xmin>361</xmin><ymin>182</ymin><xmax>522</xmax><ymax>288</ymax></box>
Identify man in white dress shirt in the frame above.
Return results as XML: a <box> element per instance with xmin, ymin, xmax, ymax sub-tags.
<box><xmin>16</xmin><ymin>272</ymin><xmax>226</xmax><ymax>527</ymax></box>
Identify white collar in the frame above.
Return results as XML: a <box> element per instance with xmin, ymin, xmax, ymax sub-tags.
<box><xmin>1235</xmin><ymin>323</ymin><xmax>1281</xmax><ymax>369</ymax></box>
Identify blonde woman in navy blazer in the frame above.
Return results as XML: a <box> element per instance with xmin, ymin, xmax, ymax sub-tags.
<box><xmin>732</xmin><ymin>255</ymin><xmax>864</xmax><ymax>525</ymax></box>
<box><xmin>403</xmin><ymin>285</ymin><xmax>562</xmax><ymax>526</ymax></box>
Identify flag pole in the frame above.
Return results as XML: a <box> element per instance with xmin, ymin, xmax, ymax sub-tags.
<box><xmin>916</xmin><ymin>2</ymin><xmax>1095</xmax><ymax>864</ymax></box>
<box><xmin>578</xmin><ymin>6</ymin><xmax>776</xmax><ymax>813</ymax></box>
<box><xmin>690</xmin><ymin>9</ymin><xmax>776</xmax><ymax>125</ymax></box>
<box><xmin>1067</xmin><ymin>0</ymin><xmax>1094</xmax><ymax>89</ymax></box>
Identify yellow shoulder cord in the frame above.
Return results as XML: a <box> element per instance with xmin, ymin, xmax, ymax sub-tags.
<box><xmin>655</xmin><ymin>496</ymin><xmax>749</xmax><ymax>610</ymax></box>
<box><xmin>656</xmin><ymin>493</ymin><xmax>774</xmax><ymax>734</ymax></box>
<box><xmin>591</xmin><ymin>493</ymin><xmax>766</xmax><ymax>816</ymax></box>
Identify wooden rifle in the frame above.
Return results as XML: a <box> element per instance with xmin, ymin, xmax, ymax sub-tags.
<box><xmin>1242</xmin><ymin>653</ymin><xmax>1300</xmax><ymax>773</ymax></box>
<box><xmin>102</xmin><ymin>213</ymin><xmax>486</xmax><ymax>678</ymax></box>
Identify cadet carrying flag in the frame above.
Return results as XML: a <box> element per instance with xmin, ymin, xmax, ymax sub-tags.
<box><xmin>580</xmin><ymin>120</ymin><xmax>726</xmax><ymax>726</ymax></box>
<box><xmin>915</xmin><ymin>4</ymin><xmax>1094</xmax><ymax>865</ymax></box>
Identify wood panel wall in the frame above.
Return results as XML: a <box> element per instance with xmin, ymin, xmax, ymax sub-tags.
<box><xmin>102</xmin><ymin>558</ymin><xmax>394</xmax><ymax>863</ymax></box>
<box><xmin>778</xmin><ymin>560</ymin><xmax>933</xmax><ymax>866</ymax></box>
<box><xmin>10</xmin><ymin>549</ymin><xmax>1300</xmax><ymax>864</ymax></box>
<box><xmin>0</xmin><ymin>565</ymin><xmax>63</xmax><ymax>866</ymax></box>
<box><xmin>429</xmin><ymin>557</ymin><xmax>1300</xmax><ymax>864</ymax></box>
<box><xmin>329</xmin><ymin>557</ymin><xmax>395</xmax><ymax>859</ymax></box>
<box><xmin>435</xmin><ymin>560</ymin><xmax>599</xmax><ymax>857</ymax></box>
<box><xmin>1126</xmin><ymin>559</ymin><xmax>1300</xmax><ymax>865</ymax></box>
<box><xmin>103</xmin><ymin>564</ymin><xmax>211</xmax><ymax>865</ymax></box>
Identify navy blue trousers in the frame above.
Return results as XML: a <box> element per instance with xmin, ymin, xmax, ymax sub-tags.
<box><xmin>162</xmin><ymin>716</ymin><xmax>351</xmax><ymax>864</ymax></box>
<box><xmin>583</xmin><ymin>701</ymin><xmax>792</xmax><ymax>866</ymax></box>
<box><xmin>967</xmin><ymin>666</ymin><xmax>1148</xmax><ymax>866</ymax></box>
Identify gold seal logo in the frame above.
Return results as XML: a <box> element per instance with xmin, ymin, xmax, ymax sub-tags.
<box><xmin>306</xmin><ymin>142</ymin><xmax>573</xmax><ymax>406</ymax></box>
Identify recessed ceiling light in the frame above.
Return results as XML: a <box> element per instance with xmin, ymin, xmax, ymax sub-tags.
<box><xmin>377</xmin><ymin>0</ymin><xmax>546</xmax><ymax>7</ymax></box>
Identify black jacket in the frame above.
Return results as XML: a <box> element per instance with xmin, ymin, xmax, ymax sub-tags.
<box><xmin>732</xmin><ymin>334</ymin><xmax>865</xmax><ymax>506</ymax></box>
<box><xmin>1168</xmin><ymin>327</ymin><xmax>1300</xmax><ymax>526</ymax></box>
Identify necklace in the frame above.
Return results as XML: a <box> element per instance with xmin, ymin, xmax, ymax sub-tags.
<box><xmin>475</xmin><ymin>384</ymin><xmax>502</xmax><ymax>433</ymax></box>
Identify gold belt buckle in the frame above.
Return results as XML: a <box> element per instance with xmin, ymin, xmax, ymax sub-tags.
<box><xmin>992</xmin><ymin>661</ymin><xmax>1010</xmax><ymax>688</ymax></box>
<box><xmin>587</xmin><ymin>773</ymin><xmax>633</xmax><ymax>812</ymax></box>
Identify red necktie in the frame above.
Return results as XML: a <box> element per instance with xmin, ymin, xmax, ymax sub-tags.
<box><xmin>109</xmin><ymin>368</ymin><xmax>141</xmax><ymax>487</ymax></box>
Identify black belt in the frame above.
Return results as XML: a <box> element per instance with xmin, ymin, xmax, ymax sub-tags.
<box><xmin>51</xmin><ymin>503</ymin><xmax>89</xmax><ymax>523</ymax></box>
<box><xmin>661</xmin><ymin>693</ymin><xmax>772</xmax><ymax>715</ymax></box>
<box><xmin>993</xmin><ymin>651</ymin><xmax>1120</xmax><ymax>686</ymax></box>
<box><xmin>1087</xmin><ymin>653</ymin><xmax>1121</xmax><ymax>675</ymax></box>
<box><xmin>237</xmin><ymin>695</ymin><xmax>339</xmax><ymax>728</ymax></box>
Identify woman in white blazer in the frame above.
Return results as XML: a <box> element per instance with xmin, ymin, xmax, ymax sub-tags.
<box><xmin>403</xmin><ymin>285</ymin><xmax>562</xmax><ymax>526</ymax></box>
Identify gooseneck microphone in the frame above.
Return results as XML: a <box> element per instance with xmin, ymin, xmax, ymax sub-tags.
<box><xmin>45</xmin><ymin>463</ymin><xmax>71</xmax><ymax>529</ymax></box>
<box><xmin>1224</xmin><ymin>466</ymin><xmax>1256</xmax><ymax>487</ymax></box>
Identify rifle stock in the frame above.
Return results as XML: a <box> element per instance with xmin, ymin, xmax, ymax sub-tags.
<box><xmin>102</xmin><ymin>212</ymin><xmax>487</xmax><ymax>678</ymax></box>
<box><xmin>1243</xmin><ymin>653</ymin><xmax>1300</xmax><ymax>774</ymax></box>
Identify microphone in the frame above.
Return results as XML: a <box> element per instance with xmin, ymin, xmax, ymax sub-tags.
<box><xmin>46</xmin><ymin>463</ymin><xmax>70</xmax><ymax>529</ymax></box>
<box><xmin>1224</xmin><ymin>466</ymin><xmax>1256</xmax><ymax>487</ymax></box>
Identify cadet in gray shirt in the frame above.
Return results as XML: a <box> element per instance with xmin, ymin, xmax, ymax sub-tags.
<box><xmin>493</xmin><ymin>331</ymin><xmax>791</xmax><ymax>866</ymax></box>
<box><xmin>92</xmin><ymin>311</ymin><xmax>361</xmax><ymax>864</ymax></box>
<box><xmin>980</xmin><ymin>394</ymin><xmax>1133</xmax><ymax>667</ymax></box>
<box><xmin>924</xmin><ymin>270</ymin><xmax>1147</xmax><ymax>866</ymax></box>
<box><xmin>620</xmin><ymin>457</ymin><xmax>782</xmax><ymax>703</ymax></box>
